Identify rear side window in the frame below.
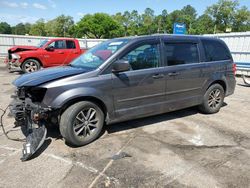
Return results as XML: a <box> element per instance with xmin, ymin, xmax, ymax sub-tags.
<box><xmin>164</xmin><ymin>43</ymin><xmax>199</xmax><ymax>66</ymax></box>
<box><xmin>202</xmin><ymin>39</ymin><xmax>231</xmax><ymax>62</ymax></box>
<box><xmin>66</xmin><ymin>40</ymin><xmax>76</xmax><ymax>49</ymax></box>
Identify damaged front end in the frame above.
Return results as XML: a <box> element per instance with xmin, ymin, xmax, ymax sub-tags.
<box><xmin>6</xmin><ymin>52</ymin><xmax>22</xmax><ymax>72</ymax></box>
<box><xmin>9</xmin><ymin>87</ymin><xmax>51</xmax><ymax>161</ymax></box>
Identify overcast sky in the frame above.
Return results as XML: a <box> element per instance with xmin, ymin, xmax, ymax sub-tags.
<box><xmin>0</xmin><ymin>0</ymin><xmax>250</xmax><ymax>26</ymax></box>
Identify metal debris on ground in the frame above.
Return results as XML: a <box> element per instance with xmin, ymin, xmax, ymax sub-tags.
<box><xmin>111</xmin><ymin>152</ymin><xmax>132</xmax><ymax>160</ymax></box>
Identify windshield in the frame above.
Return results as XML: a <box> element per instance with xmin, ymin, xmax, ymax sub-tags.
<box><xmin>70</xmin><ymin>39</ymin><xmax>130</xmax><ymax>69</ymax></box>
<box><xmin>36</xmin><ymin>39</ymin><xmax>49</xmax><ymax>47</ymax></box>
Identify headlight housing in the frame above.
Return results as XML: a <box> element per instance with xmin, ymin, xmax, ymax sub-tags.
<box><xmin>11</xmin><ymin>53</ymin><xmax>21</xmax><ymax>59</ymax></box>
<box><xmin>27</xmin><ymin>87</ymin><xmax>47</xmax><ymax>102</ymax></box>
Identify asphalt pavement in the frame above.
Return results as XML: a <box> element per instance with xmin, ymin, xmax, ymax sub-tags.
<box><xmin>0</xmin><ymin>62</ymin><xmax>250</xmax><ymax>188</ymax></box>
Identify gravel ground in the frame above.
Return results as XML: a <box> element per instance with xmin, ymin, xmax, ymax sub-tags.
<box><xmin>0</xmin><ymin>62</ymin><xmax>249</xmax><ymax>188</ymax></box>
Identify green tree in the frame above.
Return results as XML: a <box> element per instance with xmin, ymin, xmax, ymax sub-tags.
<box><xmin>76</xmin><ymin>13</ymin><xmax>123</xmax><ymax>38</ymax></box>
<box><xmin>169</xmin><ymin>10</ymin><xmax>184</xmax><ymax>33</ymax></box>
<box><xmin>12</xmin><ymin>23</ymin><xmax>26</xmax><ymax>35</ymax></box>
<box><xmin>206</xmin><ymin>0</ymin><xmax>239</xmax><ymax>33</ymax></box>
<box><xmin>45</xmin><ymin>15</ymin><xmax>74</xmax><ymax>37</ymax></box>
<box><xmin>182</xmin><ymin>5</ymin><xmax>197</xmax><ymax>19</ymax></box>
<box><xmin>192</xmin><ymin>14</ymin><xmax>214</xmax><ymax>34</ymax></box>
<box><xmin>29</xmin><ymin>19</ymin><xmax>46</xmax><ymax>36</ymax></box>
<box><xmin>129</xmin><ymin>10</ymin><xmax>142</xmax><ymax>35</ymax></box>
<box><xmin>45</xmin><ymin>19</ymin><xmax>56</xmax><ymax>36</ymax></box>
<box><xmin>161</xmin><ymin>9</ymin><xmax>172</xmax><ymax>33</ymax></box>
<box><xmin>181</xmin><ymin>5</ymin><xmax>197</xmax><ymax>33</ymax></box>
<box><xmin>140</xmin><ymin>8</ymin><xmax>157</xmax><ymax>35</ymax></box>
<box><xmin>169</xmin><ymin>5</ymin><xmax>197</xmax><ymax>34</ymax></box>
<box><xmin>113</xmin><ymin>12</ymin><xmax>129</xmax><ymax>36</ymax></box>
<box><xmin>24</xmin><ymin>23</ymin><xmax>31</xmax><ymax>34</ymax></box>
<box><xmin>122</xmin><ymin>11</ymin><xmax>131</xmax><ymax>36</ymax></box>
<box><xmin>68</xmin><ymin>25</ymin><xmax>78</xmax><ymax>38</ymax></box>
<box><xmin>232</xmin><ymin>6</ymin><xmax>250</xmax><ymax>32</ymax></box>
<box><xmin>0</xmin><ymin>22</ymin><xmax>11</xmax><ymax>34</ymax></box>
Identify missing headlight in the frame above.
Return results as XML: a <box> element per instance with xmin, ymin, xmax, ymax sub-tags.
<box><xmin>27</xmin><ymin>88</ymin><xmax>47</xmax><ymax>102</ymax></box>
<box><xmin>17</xmin><ymin>87</ymin><xmax>26</xmax><ymax>100</ymax></box>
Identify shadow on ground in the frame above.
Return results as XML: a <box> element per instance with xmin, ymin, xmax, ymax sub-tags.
<box><xmin>106</xmin><ymin>107</ymin><xmax>199</xmax><ymax>134</ymax></box>
<box><xmin>44</xmin><ymin>102</ymin><xmax>228</xmax><ymax>144</ymax></box>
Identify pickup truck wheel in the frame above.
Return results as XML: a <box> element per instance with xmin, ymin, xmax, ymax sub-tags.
<box><xmin>60</xmin><ymin>101</ymin><xmax>104</xmax><ymax>146</ymax></box>
<box><xmin>199</xmin><ymin>84</ymin><xmax>225</xmax><ymax>114</ymax></box>
<box><xmin>21</xmin><ymin>59</ymin><xmax>41</xmax><ymax>73</ymax></box>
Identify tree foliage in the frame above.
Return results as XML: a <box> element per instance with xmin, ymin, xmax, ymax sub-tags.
<box><xmin>45</xmin><ymin>15</ymin><xmax>74</xmax><ymax>37</ymax></box>
<box><xmin>1</xmin><ymin>0</ymin><xmax>249</xmax><ymax>38</ymax></box>
<box><xmin>0</xmin><ymin>22</ymin><xmax>11</xmax><ymax>34</ymax></box>
<box><xmin>29</xmin><ymin>19</ymin><xmax>46</xmax><ymax>36</ymax></box>
<box><xmin>232</xmin><ymin>6</ymin><xmax>250</xmax><ymax>32</ymax></box>
<box><xmin>11</xmin><ymin>23</ymin><xmax>26</xmax><ymax>35</ymax></box>
<box><xmin>76</xmin><ymin>13</ymin><xmax>123</xmax><ymax>38</ymax></box>
<box><xmin>206</xmin><ymin>0</ymin><xmax>239</xmax><ymax>33</ymax></box>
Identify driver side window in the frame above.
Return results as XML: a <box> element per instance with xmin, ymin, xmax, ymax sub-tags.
<box><xmin>48</xmin><ymin>40</ymin><xmax>66</xmax><ymax>49</ymax></box>
<box><xmin>121</xmin><ymin>44</ymin><xmax>160</xmax><ymax>71</ymax></box>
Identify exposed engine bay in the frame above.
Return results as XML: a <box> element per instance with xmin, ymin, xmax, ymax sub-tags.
<box><xmin>8</xmin><ymin>87</ymin><xmax>51</xmax><ymax>161</ymax></box>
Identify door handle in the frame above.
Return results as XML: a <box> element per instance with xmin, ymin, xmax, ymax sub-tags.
<box><xmin>73</xmin><ymin>51</ymin><xmax>79</xmax><ymax>54</ymax></box>
<box><xmin>58</xmin><ymin>51</ymin><xmax>64</xmax><ymax>54</ymax></box>
<box><xmin>152</xmin><ymin>74</ymin><xmax>164</xmax><ymax>79</ymax></box>
<box><xmin>168</xmin><ymin>72</ymin><xmax>180</xmax><ymax>76</ymax></box>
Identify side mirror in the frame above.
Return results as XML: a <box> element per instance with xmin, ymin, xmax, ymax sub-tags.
<box><xmin>45</xmin><ymin>46</ymin><xmax>54</xmax><ymax>51</ymax></box>
<box><xmin>112</xmin><ymin>60</ymin><xmax>130</xmax><ymax>73</ymax></box>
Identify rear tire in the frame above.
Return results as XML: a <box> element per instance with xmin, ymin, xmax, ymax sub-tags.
<box><xmin>60</xmin><ymin>101</ymin><xmax>104</xmax><ymax>146</ymax></box>
<box><xmin>21</xmin><ymin>59</ymin><xmax>41</xmax><ymax>73</ymax></box>
<box><xmin>199</xmin><ymin>84</ymin><xmax>225</xmax><ymax>114</ymax></box>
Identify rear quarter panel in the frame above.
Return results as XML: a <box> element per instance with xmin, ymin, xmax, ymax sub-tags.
<box><xmin>201</xmin><ymin>60</ymin><xmax>235</xmax><ymax>97</ymax></box>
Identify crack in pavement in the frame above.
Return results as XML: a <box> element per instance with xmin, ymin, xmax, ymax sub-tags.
<box><xmin>87</xmin><ymin>134</ymin><xmax>136</xmax><ymax>188</ymax></box>
<box><xmin>0</xmin><ymin>145</ymin><xmax>119</xmax><ymax>185</ymax></box>
<box><xmin>59</xmin><ymin>165</ymin><xmax>74</xmax><ymax>182</ymax></box>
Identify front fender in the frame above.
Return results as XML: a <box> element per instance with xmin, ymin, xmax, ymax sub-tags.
<box><xmin>18</xmin><ymin>52</ymin><xmax>41</xmax><ymax>64</ymax></box>
<box><xmin>42</xmin><ymin>87</ymin><xmax>113</xmax><ymax>114</ymax></box>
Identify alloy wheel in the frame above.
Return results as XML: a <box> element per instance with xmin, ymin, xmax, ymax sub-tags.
<box><xmin>25</xmin><ymin>61</ymin><xmax>38</xmax><ymax>72</ymax></box>
<box><xmin>208</xmin><ymin>89</ymin><xmax>221</xmax><ymax>109</ymax></box>
<box><xmin>73</xmin><ymin>108</ymin><xmax>99</xmax><ymax>138</ymax></box>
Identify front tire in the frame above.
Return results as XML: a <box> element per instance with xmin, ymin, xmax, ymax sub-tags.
<box><xmin>60</xmin><ymin>101</ymin><xmax>104</xmax><ymax>146</ymax></box>
<box><xmin>199</xmin><ymin>84</ymin><xmax>225</xmax><ymax>114</ymax></box>
<box><xmin>21</xmin><ymin>59</ymin><xmax>41</xmax><ymax>73</ymax></box>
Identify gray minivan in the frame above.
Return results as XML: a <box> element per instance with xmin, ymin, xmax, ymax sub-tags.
<box><xmin>10</xmin><ymin>35</ymin><xmax>236</xmax><ymax>160</ymax></box>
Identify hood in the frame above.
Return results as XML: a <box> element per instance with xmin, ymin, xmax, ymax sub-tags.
<box><xmin>8</xmin><ymin>46</ymin><xmax>38</xmax><ymax>53</ymax></box>
<box><xmin>13</xmin><ymin>66</ymin><xmax>93</xmax><ymax>87</ymax></box>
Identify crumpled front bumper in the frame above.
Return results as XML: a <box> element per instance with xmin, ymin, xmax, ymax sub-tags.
<box><xmin>9</xmin><ymin>95</ymin><xmax>50</xmax><ymax>161</ymax></box>
<box><xmin>6</xmin><ymin>59</ymin><xmax>22</xmax><ymax>71</ymax></box>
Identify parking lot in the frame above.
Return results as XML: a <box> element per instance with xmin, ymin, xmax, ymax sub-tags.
<box><xmin>0</xmin><ymin>62</ymin><xmax>250</xmax><ymax>188</ymax></box>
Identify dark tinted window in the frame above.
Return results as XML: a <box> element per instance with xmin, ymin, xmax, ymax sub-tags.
<box><xmin>164</xmin><ymin>43</ymin><xmax>199</xmax><ymax>66</ymax></box>
<box><xmin>202</xmin><ymin>39</ymin><xmax>231</xmax><ymax>61</ymax></box>
<box><xmin>48</xmin><ymin>40</ymin><xmax>66</xmax><ymax>49</ymax></box>
<box><xmin>121</xmin><ymin>44</ymin><xmax>160</xmax><ymax>70</ymax></box>
<box><xmin>66</xmin><ymin>40</ymin><xmax>76</xmax><ymax>49</ymax></box>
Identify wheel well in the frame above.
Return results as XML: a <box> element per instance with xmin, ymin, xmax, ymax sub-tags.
<box><xmin>22</xmin><ymin>58</ymin><xmax>43</xmax><ymax>67</ymax></box>
<box><xmin>207</xmin><ymin>80</ymin><xmax>226</xmax><ymax>92</ymax></box>
<box><xmin>60</xmin><ymin>96</ymin><xmax>107</xmax><ymax>117</ymax></box>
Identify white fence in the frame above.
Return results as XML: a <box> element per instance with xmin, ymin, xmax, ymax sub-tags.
<box><xmin>204</xmin><ymin>32</ymin><xmax>250</xmax><ymax>74</ymax></box>
<box><xmin>0</xmin><ymin>34</ymin><xmax>106</xmax><ymax>58</ymax></box>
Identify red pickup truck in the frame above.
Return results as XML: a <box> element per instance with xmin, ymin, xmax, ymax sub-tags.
<box><xmin>6</xmin><ymin>38</ymin><xmax>86</xmax><ymax>73</ymax></box>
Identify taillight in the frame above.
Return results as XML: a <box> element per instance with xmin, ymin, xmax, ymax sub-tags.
<box><xmin>232</xmin><ymin>63</ymin><xmax>237</xmax><ymax>76</ymax></box>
